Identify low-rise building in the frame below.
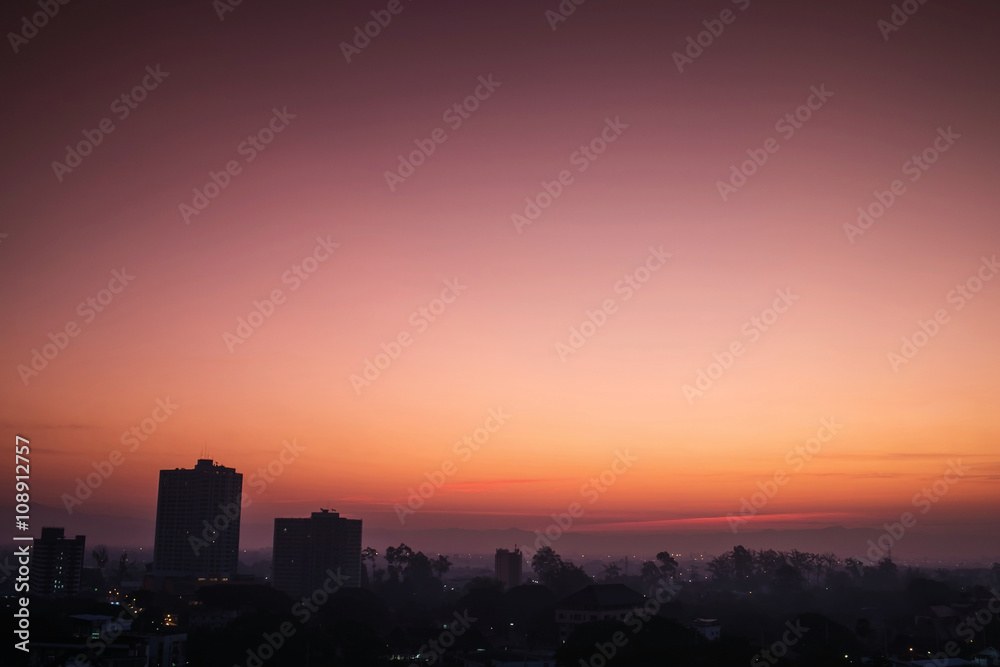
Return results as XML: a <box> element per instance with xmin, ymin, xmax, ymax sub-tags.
<box><xmin>555</xmin><ymin>583</ymin><xmax>644</xmax><ymax>642</ymax></box>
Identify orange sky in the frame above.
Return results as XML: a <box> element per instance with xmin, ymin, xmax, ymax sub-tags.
<box><xmin>1</xmin><ymin>0</ymin><xmax>998</xmax><ymax>556</ymax></box>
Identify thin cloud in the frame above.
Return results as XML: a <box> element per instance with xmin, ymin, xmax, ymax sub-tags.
<box><xmin>446</xmin><ymin>478</ymin><xmax>572</xmax><ymax>493</ymax></box>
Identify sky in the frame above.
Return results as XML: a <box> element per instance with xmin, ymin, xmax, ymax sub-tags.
<box><xmin>1</xmin><ymin>0</ymin><xmax>999</xmax><ymax>561</ymax></box>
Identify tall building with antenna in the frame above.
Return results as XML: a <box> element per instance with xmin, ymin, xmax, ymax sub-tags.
<box><xmin>153</xmin><ymin>459</ymin><xmax>243</xmax><ymax>579</ymax></box>
<box><xmin>495</xmin><ymin>546</ymin><xmax>523</xmax><ymax>589</ymax></box>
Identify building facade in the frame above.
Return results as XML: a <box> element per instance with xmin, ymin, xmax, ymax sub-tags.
<box><xmin>272</xmin><ymin>509</ymin><xmax>362</xmax><ymax>597</ymax></box>
<box><xmin>495</xmin><ymin>547</ymin><xmax>523</xmax><ymax>589</ymax></box>
<box><xmin>555</xmin><ymin>584</ymin><xmax>645</xmax><ymax>642</ymax></box>
<box><xmin>33</xmin><ymin>527</ymin><xmax>86</xmax><ymax>596</ymax></box>
<box><xmin>153</xmin><ymin>459</ymin><xmax>243</xmax><ymax>578</ymax></box>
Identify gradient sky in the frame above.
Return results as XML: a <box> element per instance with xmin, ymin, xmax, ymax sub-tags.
<box><xmin>2</xmin><ymin>0</ymin><xmax>999</xmax><ymax>558</ymax></box>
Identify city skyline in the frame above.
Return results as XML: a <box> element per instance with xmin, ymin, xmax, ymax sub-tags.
<box><xmin>3</xmin><ymin>0</ymin><xmax>999</xmax><ymax>566</ymax></box>
<box><xmin>17</xmin><ymin>453</ymin><xmax>998</xmax><ymax>566</ymax></box>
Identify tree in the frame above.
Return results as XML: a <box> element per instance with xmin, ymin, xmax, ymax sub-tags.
<box><xmin>655</xmin><ymin>551</ymin><xmax>678</xmax><ymax>577</ymax></box>
<box><xmin>113</xmin><ymin>550</ymin><xmax>133</xmax><ymax>585</ymax></box>
<box><xmin>844</xmin><ymin>557</ymin><xmax>865</xmax><ymax>579</ymax></box>
<box><xmin>550</xmin><ymin>563</ymin><xmax>592</xmax><ymax>597</ymax></box>
<box><xmin>531</xmin><ymin>546</ymin><xmax>564</xmax><ymax>582</ymax></box>
<box><xmin>361</xmin><ymin>547</ymin><xmax>378</xmax><ymax>584</ymax></box>
<box><xmin>732</xmin><ymin>545</ymin><xmax>754</xmax><ymax>584</ymax></box>
<box><xmin>602</xmin><ymin>563</ymin><xmax>622</xmax><ymax>583</ymax></box>
<box><xmin>787</xmin><ymin>549</ymin><xmax>814</xmax><ymax>582</ymax></box>
<box><xmin>92</xmin><ymin>545</ymin><xmax>109</xmax><ymax>572</ymax></box>
<box><xmin>431</xmin><ymin>555</ymin><xmax>451</xmax><ymax>579</ymax></box>
<box><xmin>707</xmin><ymin>552</ymin><xmax>734</xmax><ymax>583</ymax></box>
<box><xmin>384</xmin><ymin>543</ymin><xmax>413</xmax><ymax>582</ymax></box>
<box><xmin>640</xmin><ymin>561</ymin><xmax>662</xmax><ymax>590</ymax></box>
<box><xmin>403</xmin><ymin>551</ymin><xmax>433</xmax><ymax>581</ymax></box>
<box><xmin>383</xmin><ymin>546</ymin><xmax>398</xmax><ymax>582</ymax></box>
<box><xmin>531</xmin><ymin>547</ymin><xmax>592</xmax><ymax>597</ymax></box>
<box><xmin>817</xmin><ymin>552</ymin><xmax>839</xmax><ymax>584</ymax></box>
<box><xmin>753</xmin><ymin>548</ymin><xmax>784</xmax><ymax>580</ymax></box>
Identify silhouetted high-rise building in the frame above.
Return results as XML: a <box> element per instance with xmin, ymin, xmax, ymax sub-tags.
<box><xmin>153</xmin><ymin>459</ymin><xmax>242</xmax><ymax>578</ymax></box>
<box><xmin>272</xmin><ymin>509</ymin><xmax>362</xmax><ymax>597</ymax></box>
<box><xmin>33</xmin><ymin>527</ymin><xmax>85</xmax><ymax>596</ymax></box>
<box><xmin>495</xmin><ymin>547</ymin><xmax>523</xmax><ymax>589</ymax></box>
